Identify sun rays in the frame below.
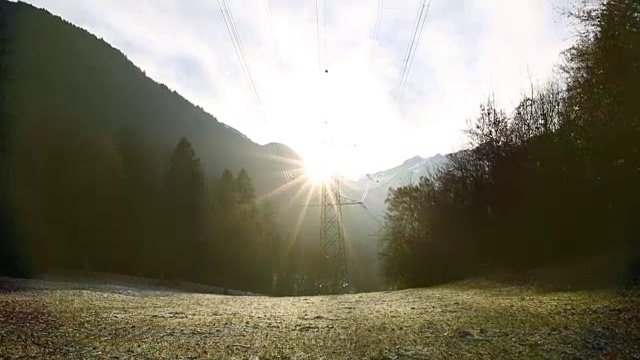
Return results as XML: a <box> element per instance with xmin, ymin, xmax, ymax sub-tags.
<box><xmin>255</xmin><ymin>149</ymin><xmax>349</xmax><ymax>249</ymax></box>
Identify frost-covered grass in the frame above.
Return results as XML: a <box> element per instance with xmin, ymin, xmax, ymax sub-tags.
<box><xmin>1</xmin><ymin>276</ymin><xmax>639</xmax><ymax>359</ymax></box>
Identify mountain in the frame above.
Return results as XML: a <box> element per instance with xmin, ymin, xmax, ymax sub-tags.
<box><xmin>342</xmin><ymin>154</ymin><xmax>449</xmax><ymax>217</ymax></box>
<box><xmin>0</xmin><ymin>0</ymin><xmax>301</xmax><ymax>197</ymax></box>
<box><xmin>361</xmin><ymin>154</ymin><xmax>448</xmax><ymax>189</ymax></box>
<box><xmin>0</xmin><ymin>0</ymin><xmax>384</xmax><ymax>265</ymax></box>
<box><xmin>0</xmin><ymin>1</ymin><xmax>451</xmax><ymax>283</ymax></box>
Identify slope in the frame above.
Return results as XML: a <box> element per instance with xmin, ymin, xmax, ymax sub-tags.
<box><xmin>0</xmin><ymin>0</ymin><xmax>300</xmax><ymax>196</ymax></box>
<box><xmin>0</xmin><ymin>0</ymin><xmax>383</xmax><ymax>285</ymax></box>
<box><xmin>344</xmin><ymin>153</ymin><xmax>449</xmax><ymax>216</ymax></box>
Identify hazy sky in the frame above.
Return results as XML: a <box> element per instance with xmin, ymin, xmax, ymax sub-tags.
<box><xmin>23</xmin><ymin>0</ymin><xmax>573</xmax><ymax>178</ymax></box>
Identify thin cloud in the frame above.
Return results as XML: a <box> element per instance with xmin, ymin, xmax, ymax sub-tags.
<box><xmin>23</xmin><ymin>0</ymin><xmax>572</xmax><ymax>178</ymax></box>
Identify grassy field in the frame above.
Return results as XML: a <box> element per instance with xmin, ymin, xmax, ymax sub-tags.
<box><xmin>1</xmin><ymin>276</ymin><xmax>639</xmax><ymax>359</ymax></box>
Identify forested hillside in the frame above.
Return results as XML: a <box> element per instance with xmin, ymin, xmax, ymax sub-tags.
<box><xmin>0</xmin><ymin>0</ymin><xmax>381</xmax><ymax>294</ymax></box>
<box><xmin>0</xmin><ymin>1</ymin><xmax>300</xmax><ymax>192</ymax></box>
<box><xmin>381</xmin><ymin>0</ymin><xmax>640</xmax><ymax>288</ymax></box>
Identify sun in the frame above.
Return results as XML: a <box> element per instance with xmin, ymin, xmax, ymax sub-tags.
<box><xmin>304</xmin><ymin>154</ymin><xmax>335</xmax><ymax>183</ymax></box>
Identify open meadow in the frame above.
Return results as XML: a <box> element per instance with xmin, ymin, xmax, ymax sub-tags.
<box><xmin>1</xmin><ymin>275</ymin><xmax>639</xmax><ymax>359</ymax></box>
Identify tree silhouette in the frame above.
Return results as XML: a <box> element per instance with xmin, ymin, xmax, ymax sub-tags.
<box><xmin>162</xmin><ymin>137</ymin><xmax>206</xmax><ymax>281</ymax></box>
<box><xmin>382</xmin><ymin>0</ymin><xmax>640</xmax><ymax>288</ymax></box>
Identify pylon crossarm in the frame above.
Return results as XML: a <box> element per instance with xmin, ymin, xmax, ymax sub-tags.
<box><xmin>338</xmin><ymin>195</ymin><xmax>361</xmax><ymax>205</ymax></box>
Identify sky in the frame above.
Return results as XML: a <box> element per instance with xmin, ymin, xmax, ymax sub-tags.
<box><xmin>22</xmin><ymin>0</ymin><xmax>573</xmax><ymax>179</ymax></box>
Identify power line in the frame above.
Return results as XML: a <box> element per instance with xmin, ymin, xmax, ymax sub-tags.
<box><xmin>392</xmin><ymin>0</ymin><xmax>426</xmax><ymax>110</ymax></box>
<box><xmin>369</xmin><ymin>0</ymin><xmax>383</xmax><ymax>64</ymax></box>
<box><xmin>218</xmin><ymin>0</ymin><xmax>261</xmax><ymax>106</ymax></box>
<box><xmin>392</xmin><ymin>0</ymin><xmax>431</xmax><ymax>111</ymax></box>
<box><xmin>217</xmin><ymin>0</ymin><xmax>293</xmax><ymax>180</ymax></box>
<box><xmin>266</xmin><ymin>0</ymin><xmax>285</xmax><ymax>72</ymax></box>
<box><xmin>323</xmin><ymin>0</ymin><xmax>328</xmax><ymax>69</ymax></box>
<box><xmin>315</xmin><ymin>0</ymin><xmax>330</xmax><ymax>145</ymax></box>
<box><xmin>396</xmin><ymin>0</ymin><xmax>431</xmax><ymax>109</ymax></box>
<box><xmin>362</xmin><ymin>205</ymin><xmax>384</xmax><ymax>227</ymax></box>
<box><xmin>263</xmin><ymin>1</ymin><xmax>295</xmax><ymax>180</ymax></box>
<box><xmin>315</xmin><ymin>0</ymin><xmax>322</xmax><ymax>70</ymax></box>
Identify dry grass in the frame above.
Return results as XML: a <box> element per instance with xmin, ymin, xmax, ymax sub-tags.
<box><xmin>1</xmin><ymin>276</ymin><xmax>639</xmax><ymax>359</ymax></box>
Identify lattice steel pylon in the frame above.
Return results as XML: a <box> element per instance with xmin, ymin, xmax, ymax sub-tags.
<box><xmin>320</xmin><ymin>177</ymin><xmax>346</xmax><ymax>292</ymax></box>
<box><xmin>318</xmin><ymin>175</ymin><xmax>364</xmax><ymax>294</ymax></box>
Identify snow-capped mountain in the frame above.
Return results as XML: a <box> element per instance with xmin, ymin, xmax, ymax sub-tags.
<box><xmin>341</xmin><ymin>154</ymin><xmax>449</xmax><ymax>217</ymax></box>
<box><xmin>358</xmin><ymin>154</ymin><xmax>447</xmax><ymax>189</ymax></box>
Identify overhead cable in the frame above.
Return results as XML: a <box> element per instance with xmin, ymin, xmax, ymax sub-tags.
<box><xmin>392</xmin><ymin>0</ymin><xmax>432</xmax><ymax>111</ymax></box>
<box><xmin>217</xmin><ymin>0</ymin><xmax>293</xmax><ymax>180</ymax></box>
<box><xmin>369</xmin><ymin>0</ymin><xmax>384</xmax><ymax>63</ymax></box>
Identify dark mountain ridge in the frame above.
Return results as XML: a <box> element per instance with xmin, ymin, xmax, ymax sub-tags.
<box><xmin>0</xmin><ymin>0</ymin><xmax>390</xmax><ymax>284</ymax></box>
<box><xmin>1</xmin><ymin>0</ymin><xmax>300</xmax><ymax>197</ymax></box>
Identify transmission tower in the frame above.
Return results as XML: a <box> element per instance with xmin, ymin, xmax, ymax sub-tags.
<box><xmin>311</xmin><ymin>35</ymin><xmax>372</xmax><ymax>292</ymax></box>
<box><xmin>318</xmin><ymin>176</ymin><xmax>364</xmax><ymax>293</ymax></box>
<box><xmin>308</xmin><ymin>138</ymin><xmax>373</xmax><ymax>294</ymax></box>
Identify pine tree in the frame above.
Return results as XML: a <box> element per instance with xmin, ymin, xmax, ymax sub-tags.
<box><xmin>162</xmin><ymin>137</ymin><xmax>205</xmax><ymax>281</ymax></box>
<box><xmin>115</xmin><ymin>128</ymin><xmax>159</xmax><ymax>276</ymax></box>
<box><xmin>236</xmin><ymin>169</ymin><xmax>255</xmax><ymax>205</ymax></box>
<box><xmin>212</xmin><ymin>169</ymin><xmax>235</xmax><ymax>292</ymax></box>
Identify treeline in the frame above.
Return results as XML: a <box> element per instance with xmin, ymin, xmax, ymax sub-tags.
<box><xmin>0</xmin><ymin>0</ymin><xmax>385</xmax><ymax>293</ymax></box>
<box><xmin>9</xmin><ymin>124</ymin><xmax>326</xmax><ymax>295</ymax></box>
<box><xmin>381</xmin><ymin>0</ymin><xmax>640</xmax><ymax>288</ymax></box>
